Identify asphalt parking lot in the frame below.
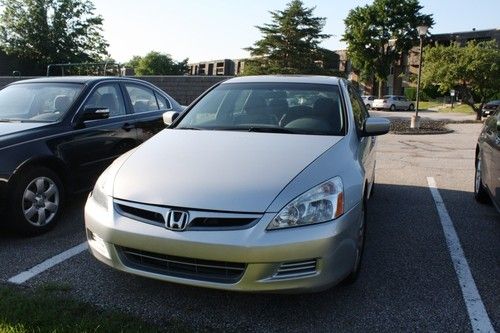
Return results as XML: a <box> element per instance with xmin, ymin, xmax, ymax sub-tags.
<box><xmin>1</xmin><ymin>118</ymin><xmax>498</xmax><ymax>332</ymax></box>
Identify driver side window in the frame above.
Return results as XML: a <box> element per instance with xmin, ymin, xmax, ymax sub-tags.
<box><xmin>84</xmin><ymin>84</ymin><xmax>126</xmax><ymax>118</ymax></box>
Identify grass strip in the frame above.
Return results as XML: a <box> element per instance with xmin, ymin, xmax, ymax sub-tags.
<box><xmin>0</xmin><ymin>284</ymin><xmax>188</xmax><ymax>333</ymax></box>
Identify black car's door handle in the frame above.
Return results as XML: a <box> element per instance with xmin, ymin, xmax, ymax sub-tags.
<box><xmin>122</xmin><ymin>123</ymin><xmax>134</xmax><ymax>131</ymax></box>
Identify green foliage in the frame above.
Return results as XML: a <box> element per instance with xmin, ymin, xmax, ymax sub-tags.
<box><xmin>127</xmin><ymin>51</ymin><xmax>188</xmax><ymax>75</ymax></box>
<box><xmin>404</xmin><ymin>87</ymin><xmax>417</xmax><ymax>101</ymax></box>
<box><xmin>0</xmin><ymin>286</ymin><xmax>181</xmax><ymax>332</ymax></box>
<box><xmin>243</xmin><ymin>0</ymin><xmax>331</xmax><ymax>75</ymax></box>
<box><xmin>421</xmin><ymin>41</ymin><xmax>500</xmax><ymax>119</ymax></box>
<box><xmin>0</xmin><ymin>0</ymin><xmax>108</xmax><ymax>75</ymax></box>
<box><xmin>342</xmin><ymin>0</ymin><xmax>433</xmax><ymax>96</ymax></box>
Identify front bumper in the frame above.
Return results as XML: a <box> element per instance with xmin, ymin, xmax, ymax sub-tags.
<box><xmin>84</xmin><ymin>196</ymin><xmax>363</xmax><ymax>293</ymax></box>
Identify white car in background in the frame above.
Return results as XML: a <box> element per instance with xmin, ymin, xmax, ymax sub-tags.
<box><xmin>372</xmin><ymin>95</ymin><xmax>414</xmax><ymax>111</ymax></box>
<box><xmin>361</xmin><ymin>95</ymin><xmax>375</xmax><ymax>109</ymax></box>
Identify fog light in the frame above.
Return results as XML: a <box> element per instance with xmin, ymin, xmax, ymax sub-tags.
<box><xmin>87</xmin><ymin>229</ymin><xmax>111</xmax><ymax>260</ymax></box>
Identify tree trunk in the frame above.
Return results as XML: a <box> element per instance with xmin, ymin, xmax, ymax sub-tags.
<box><xmin>378</xmin><ymin>80</ymin><xmax>383</xmax><ymax>98</ymax></box>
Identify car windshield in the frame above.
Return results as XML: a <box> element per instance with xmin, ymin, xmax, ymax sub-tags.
<box><xmin>0</xmin><ymin>83</ymin><xmax>83</xmax><ymax>122</ymax></box>
<box><xmin>176</xmin><ymin>82</ymin><xmax>345</xmax><ymax>136</ymax></box>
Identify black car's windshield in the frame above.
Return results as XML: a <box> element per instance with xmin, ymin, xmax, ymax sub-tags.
<box><xmin>0</xmin><ymin>83</ymin><xmax>83</xmax><ymax>122</ymax></box>
<box><xmin>176</xmin><ymin>83</ymin><xmax>345</xmax><ymax>136</ymax></box>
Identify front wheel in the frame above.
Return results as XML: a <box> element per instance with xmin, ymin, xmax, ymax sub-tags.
<box><xmin>390</xmin><ymin>104</ymin><xmax>396</xmax><ymax>111</ymax></box>
<box><xmin>408</xmin><ymin>104</ymin><xmax>415</xmax><ymax>111</ymax></box>
<box><xmin>8</xmin><ymin>167</ymin><xmax>65</xmax><ymax>235</ymax></box>
<box><xmin>474</xmin><ymin>154</ymin><xmax>489</xmax><ymax>203</ymax></box>
<box><xmin>343</xmin><ymin>198</ymin><xmax>367</xmax><ymax>284</ymax></box>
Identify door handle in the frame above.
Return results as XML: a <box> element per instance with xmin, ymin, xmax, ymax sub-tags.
<box><xmin>122</xmin><ymin>123</ymin><xmax>134</xmax><ymax>131</ymax></box>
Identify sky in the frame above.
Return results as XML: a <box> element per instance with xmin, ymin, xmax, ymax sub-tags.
<box><xmin>92</xmin><ymin>0</ymin><xmax>500</xmax><ymax>64</ymax></box>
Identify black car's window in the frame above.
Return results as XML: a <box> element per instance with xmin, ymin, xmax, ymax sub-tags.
<box><xmin>84</xmin><ymin>84</ymin><xmax>126</xmax><ymax>118</ymax></box>
<box><xmin>0</xmin><ymin>83</ymin><xmax>82</xmax><ymax>122</ymax></box>
<box><xmin>125</xmin><ymin>84</ymin><xmax>160</xmax><ymax>113</ymax></box>
<box><xmin>176</xmin><ymin>83</ymin><xmax>345</xmax><ymax>136</ymax></box>
<box><xmin>347</xmin><ymin>84</ymin><xmax>369</xmax><ymax>130</ymax></box>
<box><xmin>154</xmin><ymin>91</ymin><xmax>171</xmax><ymax>110</ymax></box>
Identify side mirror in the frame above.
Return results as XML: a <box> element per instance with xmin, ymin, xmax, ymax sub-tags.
<box><xmin>81</xmin><ymin>106</ymin><xmax>110</xmax><ymax>122</ymax></box>
<box><xmin>362</xmin><ymin>117</ymin><xmax>390</xmax><ymax>136</ymax></box>
<box><xmin>163</xmin><ymin>111</ymin><xmax>180</xmax><ymax>126</ymax></box>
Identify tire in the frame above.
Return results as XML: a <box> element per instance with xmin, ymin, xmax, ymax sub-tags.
<box><xmin>474</xmin><ymin>153</ymin><xmax>489</xmax><ymax>203</ymax></box>
<box><xmin>343</xmin><ymin>197</ymin><xmax>367</xmax><ymax>284</ymax></box>
<box><xmin>408</xmin><ymin>104</ymin><xmax>415</xmax><ymax>111</ymax></box>
<box><xmin>366</xmin><ymin>104</ymin><xmax>371</xmax><ymax>110</ymax></box>
<box><xmin>7</xmin><ymin>167</ymin><xmax>65</xmax><ymax>235</ymax></box>
<box><xmin>390</xmin><ymin>104</ymin><xmax>396</xmax><ymax>111</ymax></box>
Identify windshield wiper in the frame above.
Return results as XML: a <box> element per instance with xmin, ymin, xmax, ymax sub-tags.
<box><xmin>246</xmin><ymin>126</ymin><xmax>294</xmax><ymax>134</ymax></box>
<box><xmin>175</xmin><ymin>126</ymin><xmax>202</xmax><ymax>130</ymax></box>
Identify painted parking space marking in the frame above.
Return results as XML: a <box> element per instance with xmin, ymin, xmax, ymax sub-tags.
<box><xmin>8</xmin><ymin>242</ymin><xmax>88</xmax><ymax>285</ymax></box>
<box><xmin>427</xmin><ymin>177</ymin><xmax>495</xmax><ymax>333</ymax></box>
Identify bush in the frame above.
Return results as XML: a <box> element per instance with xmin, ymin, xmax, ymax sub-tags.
<box><xmin>404</xmin><ymin>87</ymin><xmax>416</xmax><ymax>101</ymax></box>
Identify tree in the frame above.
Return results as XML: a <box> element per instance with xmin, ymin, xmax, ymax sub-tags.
<box><xmin>127</xmin><ymin>51</ymin><xmax>188</xmax><ymax>75</ymax></box>
<box><xmin>243</xmin><ymin>0</ymin><xmax>331</xmax><ymax>75</ymax></box>
<box><xmin>342</xmin><ymin>0</ymin><xmax>433</xmax><ymax>97</ymax></box>
<box><xmin>0</xmin><ymin>0</ymin><xmax>108</xmax><ymax>75</ymax></box>
<box><xmin>422</xmin><ymin>41</ymin><xmax>500</xmax><ymax>120</ymax></box>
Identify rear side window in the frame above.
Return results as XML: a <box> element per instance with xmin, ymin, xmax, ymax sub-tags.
<box><xmin>155</xmin><ymin>91</ymin><xmax>171</xmax><ymax>110</ymax></box>
<box><xmin>125</xmin><ymin>84</ymin><xmax>159</xmax><ymax>113</ymax></box>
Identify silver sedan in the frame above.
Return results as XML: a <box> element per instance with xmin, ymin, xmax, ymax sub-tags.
<box><xmin>84</xmin><ymin>76</ymin><xmax>390</xmax><ymax>293</ymax></box>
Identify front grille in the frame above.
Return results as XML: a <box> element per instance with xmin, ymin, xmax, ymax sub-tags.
<box><xmin>117</xmin><ymin>246</ymin><xmax>246</xmax><ymax>283</ymax></box>
<box><xmin>274</xmin><ymin>259</ymin><xmax>317</xmax><ymax>279</ymax></box>
<box><xmin>116</xmin><ymin>203</ymin><xmax>164</xmax><ymax>225</ymax></box>
<box><xmin>114</xmin><ymin>200</ymin><xmax>261</xmax><ymax>230</ymax></box>
<box><xmin>189</xmin><ymin>217</ymin><xmax>257</xmax><ymax>229</ymax></box>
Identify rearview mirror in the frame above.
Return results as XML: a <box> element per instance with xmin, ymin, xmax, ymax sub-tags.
<box><xmin>81</xmin><ymin>106</ymin><xmax>110</xmax><ymax>122</ymax></box>
<box><xmin>163</xmin><ymin>111</ymin><xmax>180</xmax><ymax>126</ymax></box>
<box><xmin>362</xmin><ymin>117</ymin><xmax>390</xmax><ymax>136</ymax></box>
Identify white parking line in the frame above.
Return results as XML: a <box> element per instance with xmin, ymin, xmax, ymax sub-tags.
<box><xmin>8</xmin><ymin>242</ymin><xmax>88</xmax><ymax>285</ymax></box>
<box><xmin>427</xmin><ymin>177</ymin><xmax>495</xmax><ymax>333</ymax></box>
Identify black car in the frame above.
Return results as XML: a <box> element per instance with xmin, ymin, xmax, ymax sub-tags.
<box><xmin>0</xmin><ymin>76</ymin><xmax>183</xmax><ymax>234</ymax></box>
<box><xmin>475</xmin><ymin>109</ymin><xmax>500</xmax><ymax>212</ymax></box>
<box><xmin>482</xmin><ymin>100</ymin><xmax>500</xmax><ymax>117</ymax></box>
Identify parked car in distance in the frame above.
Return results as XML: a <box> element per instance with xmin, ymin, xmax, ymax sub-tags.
<box><xmin>0</xmin><ymin>76</ymin><xmax>183</xmax><ymax>234</ymax></box>
<box><xmin>85</xmin><ymin>75</ymin><xmax>391</xmax><ymax>293</ymax></box>
<box><xmin>372</xmin><ymin>95</ymin><xmax>414</xmax><ymax>111</ymax></box>
<box><xmin>361</xmin><ymin>95</ymin><xmax>375</xmax><ymax>109</ymax></box>
<box><xmin>482</xmin><ymin>100</ymin><xmax>500</xmax><ymax>117</ymax></box>
<box><xmin>475</xmin><ymin>109</ymin><xmax>500</xmax><ymax>212</ymax></box>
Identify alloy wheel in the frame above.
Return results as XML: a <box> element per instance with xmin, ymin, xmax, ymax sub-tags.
<box><xmin>22</xmin><ymin>176</ymin><xmax>60</xmax><ymax>227</ymax></box>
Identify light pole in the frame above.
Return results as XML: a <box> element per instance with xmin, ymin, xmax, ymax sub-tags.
<box><xmin>411</xmin><ymin>25</ymin><xmax>428</xmax><ymax>129</ymax></box>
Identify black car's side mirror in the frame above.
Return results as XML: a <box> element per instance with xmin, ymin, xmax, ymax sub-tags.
<box><xmin>81</xmin><ymin>106</ymin><xmax>110</xmax><ymax>122</ymax></box>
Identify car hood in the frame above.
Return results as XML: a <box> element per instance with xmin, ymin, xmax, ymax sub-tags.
<box><xmin>0</xmin><ymin>122</ymin><xmax>49</xmax><ymax>138</ymax></box>
<box><xmin>113</xmin><ymin>129</ymin><xmax>342</xmax><ymax>213</ymax></box>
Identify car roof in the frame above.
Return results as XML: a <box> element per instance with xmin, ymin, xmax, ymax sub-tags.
<box><xmin>9</xmin><ymin>76</ymin><xmax>144</xmax><ymax>85</ymax></box>
<box><xmin>222</xmin><ymin>75</ymin><xmax>342</xmax><ymax>85</ymax></box>
<box><xmin>487</xmin><ymin>100</ymin><xmax>500</xmax><ymax>104</ymax></box>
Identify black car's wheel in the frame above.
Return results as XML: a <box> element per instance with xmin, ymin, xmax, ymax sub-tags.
<box><xmin>408</xmin><ymin>104</ymin><xmax>415</xmax><ymax>111</ymax></box>
<box><xmin>8</xmin><ymin>167</ymin><xmax>64</xmax><ymax>235</ymax></box>
<box><xmin>390</xmin><ymin>104</ymin><xmax>396</xmax><ymax>111</ymax></box>
<box><xmin>343</xmin><ymin>197</ymin><xmax>367</xmax><ymax>284</ymax></box>
<box><xmin>474</xmin><ymin>153</ymin><xmax>489</xmax><ymax>203</ymax></box>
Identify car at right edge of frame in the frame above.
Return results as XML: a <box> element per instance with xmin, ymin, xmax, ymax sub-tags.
<box><xmin>84</xmin><ymin>75</ymin><xmax>391</xmax><ymax>293</ymax></box>
<box><xmin>475</xmin><ymin>109</ymin><xmax>500</xmax><ymax>212</ymax></box>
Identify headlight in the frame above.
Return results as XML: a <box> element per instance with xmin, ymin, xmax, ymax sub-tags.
<box><xmin>267</xmin><ymin>177</ymin><xmax>344</xmax><ymax>230</ymax></box>
<box><xmin>91</xmin><ymin>168</ymin><xmax>112</xmax><ymax>210</ymax></box>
